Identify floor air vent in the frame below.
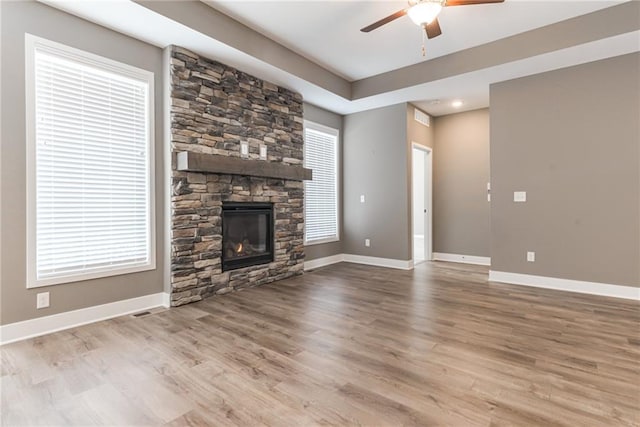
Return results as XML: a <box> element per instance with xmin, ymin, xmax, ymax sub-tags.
<box><xmin>132</xmin><ymin>311</ymin><xmax>152</xmax><ymax>318</ymax></box>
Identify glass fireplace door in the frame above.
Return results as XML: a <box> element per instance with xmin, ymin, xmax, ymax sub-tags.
<box><xmin>221</xmin><ymin>203</ymin><xmax>274</xmax><ymax>271</ymax></box>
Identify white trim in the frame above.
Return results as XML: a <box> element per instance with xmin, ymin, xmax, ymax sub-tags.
<box><xmin>411</xmin><ymin>143</ymin><xmax>433</xmax><ymax>263</ymax></box>
<box><xmin>343</xmin><ymin>254</ymin><xmax>413</xmax><ymax>270</ymax></box>
<box><xmin>0</xmin><ymin>292</ymin><xmax>170</xmax><ymax>346</ymax></box>
<box><xmin>433</xmin><ymin>252</ymin><xmax>491</xmax><ymax>266</ymax></box>
<box><xmin>24</xmin><ymin>34</ymin><xmax>156</xmax><ymax>288</ymax></box>
<box><xmin>305</xmin><ymin>236</ymin><xmax>340</xmax><ymax>246</ymax></box>
<box><xmin>304</xmin><ymin>254</ymin><xmax>344</xmax><ymax>270</ymax></box>
<box><xmin>303</xmin><ymin>120</ymin><xmax>340</xmax><ymax>245</ymax></box>
<box><xmin>303</xmin><ymin>120</ymin><xmax>339</xmax><ymax>138</ymax></box>
<box><xmin>489</xmin><ymin>271</ymin><xmax>640</xmax><ymax>301</ymax></box>
<box><xmin>162</xmin><ymin>292</ymin><xmax>172</xmax><ymax>308</ymax></box>
<box><xmin>303</xmin><ymin>253</ymin><xmax>414</xmax><ymax>270</ymax></box>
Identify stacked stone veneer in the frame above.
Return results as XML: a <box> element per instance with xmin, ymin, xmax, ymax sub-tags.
<box><xmin>169</xmin><ymin>46</ymin><xmax>304</xmax><ymax>306</ymax></box>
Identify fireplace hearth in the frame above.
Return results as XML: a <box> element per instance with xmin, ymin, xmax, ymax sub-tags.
<box><xmin>221</xmin><ymin>202</ymin><xmax>274</xmax><ymax>271</ymax></box>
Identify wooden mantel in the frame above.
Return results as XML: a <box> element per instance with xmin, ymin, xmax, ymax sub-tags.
<box><xmin>176</xmin><ymin>151</ymin><xmax>312</xmax><ymax>181</ymax></box>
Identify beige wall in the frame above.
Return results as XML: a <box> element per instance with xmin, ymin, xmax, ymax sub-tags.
<box><xmin>0</xmin><ymin>1</ymin><xmax>166</xmax><ymax>325</ymax></box>
<box><xmin>343</xmin><ymin>104</ymin><xmax>410</xmax><ymax>259</ymax></box>
<box><xmin>433</xmin><ymin>109</ymin><xmax>490</xmax><ymax>257</ymax></box>
<box><xmin>490</xmin><ymin>53</ymin><xmax>640</xmax><ymax>287</ymax></box>
<box><xmin>303</xmin><ymin>103</ymin><xmax>344</xmax><ymax>261</ymax></box>
<box><xmin>407</xmin><ymin>104</ymin><xmax>434</xmax><ymax>150</ymax></box>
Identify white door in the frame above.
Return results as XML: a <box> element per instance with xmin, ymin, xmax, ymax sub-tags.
<box><xmin>412</xmin><ymin>144</ymin><xmax>432</xmax><ymax>264</ymax></box>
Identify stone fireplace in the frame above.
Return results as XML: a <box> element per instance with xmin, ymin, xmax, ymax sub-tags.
<box><xmin>169</xmin><ymin>46</ymin><xmax>309</xmax><ymax>307</ymax></box>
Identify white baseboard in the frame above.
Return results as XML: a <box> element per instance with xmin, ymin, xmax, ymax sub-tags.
<box><xmin>304</xmin><ymin>254</ymin><xmax>413</xmax><ymax>271</ymax></box>
<box><xmin>162</xmin><ymin>291</ymin><xmax>172</xmax><ymax>308</ymax></box>
<box><xmin>343</xmin><ymin>254</ymin><xmax>413</xmax><ymax>270</ymax></box>
<box><xmin>304</xmin><ymin>254</ymin><xmax>344</xmax><ymax>271</ymax></box>
<box><xmin>0</xmin><ymin>292</ymin><xmax>170</xmax><ymax>346</ymax></box>
<box><xmin>433</xmin><ymin>252</ymin><xmax>491</xmax><ymax>266</ymax></box>
<box><xmin>304</xmin><ymin>253</ymin><xmax>413</xmax><ymax>271</ymax></box>
<box><xmin>489</xmin><ymin>271</ymin><xmax>640</xmax><ymax>301</ymax></box>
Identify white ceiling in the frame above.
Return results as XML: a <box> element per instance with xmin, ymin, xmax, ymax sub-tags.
<box><xmin>41</xmin><ymin>0</ymin><xmax>639</xmax><ymax>116</ymax></box>
<box><xmin>204</xmin><ymin>0</ymin><xmax>623</xmax><ymax>81</ymax></box>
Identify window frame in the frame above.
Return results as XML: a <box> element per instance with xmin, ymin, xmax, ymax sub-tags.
<box><xmin>303</xmin><ymin>120</ymin><xmax>340</xmax><ymax>246</ymax></box>
<box><xmin>25</xmin><ymin>34</ymin><xmax>156</xmax><ymax>288</ymax></box>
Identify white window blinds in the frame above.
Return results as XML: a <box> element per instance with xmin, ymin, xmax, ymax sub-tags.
<box><xmin>27</xmin><ymin>36</ymin><xmax>154</xmax><ymax>287</ymax></box>
<box><xmin>304</xmin><ymin>122</ymin><xmax>338</xmax><ymax>244</ymax></box>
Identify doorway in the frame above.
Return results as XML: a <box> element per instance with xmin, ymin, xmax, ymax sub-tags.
<box><xmin>412</xmin><ymin>144</ymin><xmax>432</xmax><ymax>264</ymax></box>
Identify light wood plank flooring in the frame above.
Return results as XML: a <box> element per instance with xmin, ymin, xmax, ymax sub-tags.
<box><xmin>2</xmin><ymin>261</ymin><xmax>639</xmax><ymax>426</ymax></box>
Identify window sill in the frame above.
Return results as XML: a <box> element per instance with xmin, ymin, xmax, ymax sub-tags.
<box><xmin>27</xmin><ymin>261</ymin><xmax>156</xmax><ymax>289</ymax></box>
<box><xmin>305</xmin><ymin>237</ymin><xmax>340</xmax><ymax>247</ymax></box>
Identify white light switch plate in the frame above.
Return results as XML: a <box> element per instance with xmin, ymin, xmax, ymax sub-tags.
<box><xmin>240</xmin><ymin>141</ymin><xmax>249</xmax><ymax>158</ymax></box>
<box><xmin>259</xmin><ymin>144</ymin><xmax>267</xmax><ymax>160</ymax></box>
<box><xmin>365</xmin><ymin>239</ymin><xmax>370</xmax><ymax>247</ymax></box>
<box><xmin>527</xmin><ymin>251</ymin><xmax>535</xmax><ymax>262</ymax></box>
<box><xmin>360</xmin><ymin>195</ymin><xmax>365</xmax><ymax>203</ymax></box>
<box><xmin>514</xmin><ymin>191</ymin><xmax>527</xmax><ymax>202</ymax></box>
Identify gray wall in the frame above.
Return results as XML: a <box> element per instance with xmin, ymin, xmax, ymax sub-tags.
<box><xmin>412</xmin><ymin>153</ymin><xmax>425</xmax><ymax>236</ymax></box>
<box><xmin>490</xmin><ymin>53</ymin><xmax>640</xmax><ymax>287</ymax></box>
<box><xmin>303</xmin><ymin>103</ymin><xmax>344</xmax><ymax>261</ymax></box>
<box><xmin>407</xmin><ymin>104</ymin><xmax>434</xmax><ymax>150</ymax></box>
<box><xmin>0</xmin><ymin>1</ymin><xmax>165</xmax><ymax>325</ymax></box>
<box><xmin>433</xmin><ymin>109</ymin><xmax>490</xmax><ymax>257</ymax></box>
<box><xmin>343</xmin><ymin>103</ymin><xmax>410</xmax><ymax>260</ymax></box>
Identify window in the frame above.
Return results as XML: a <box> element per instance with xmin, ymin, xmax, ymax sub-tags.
<box><xmin>26</xmin><ymin>35</ymin><xmax>155</xmax><ymax>288</ymax></box>
<box><xmin>303</xmin><ymin>121</ymin><xmax>339</xmax><ymax>245</ymax></box>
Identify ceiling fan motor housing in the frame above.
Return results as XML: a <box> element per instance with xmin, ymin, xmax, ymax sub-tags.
<box><xmin>360</xmin><ymin>0</ymin><xmax>503</xmax><ymax>35</ymax></box>
<box><xmin>408</xmin><ymin>0</ymin><xmax>446</xmax><ymax>26</ymax></box>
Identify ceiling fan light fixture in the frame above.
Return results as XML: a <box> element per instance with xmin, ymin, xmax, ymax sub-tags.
<box><xmin>407</xmin><ymin>1</ymin><xmax>444</xmax><ymax>26</ymax></box>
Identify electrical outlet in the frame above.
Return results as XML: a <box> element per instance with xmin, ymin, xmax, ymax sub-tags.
<box><xmin>360</xmin><ymin>195</ymin><xmax>365</xmax><ymax>203</ymax></box>
<box><xmin>240</xmin><ymin>141</ymin><xmax>249</xmax><ymax>158</ymax></box>
<box><xmin>259</xmin><ymin>144</ymin><xmax>267</xmax><ymax>160</ymax></box>
<box><xmin>365</xmin><ymin>239</ymin><xmax>370</xmax><ymax>247</ymax></box>
<box><xmin>527</xmin><ymin>251</ymin><xmax>535</xmax><ymax>262</ymax></box>
<box><xmin>514</xmin><ymin>191</ymin><xmax>527</xmax><ymax>202</ymax></box>
<box><xmin>36</xmin><ymin>292</ymin><xmax>50</xmax><ymax>309</ymax></box>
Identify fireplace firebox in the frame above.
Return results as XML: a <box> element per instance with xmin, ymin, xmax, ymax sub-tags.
<box><xmin>221</xmin><ymin>202</ymin><xmax>274</xmax><ymax>271</ymax></box>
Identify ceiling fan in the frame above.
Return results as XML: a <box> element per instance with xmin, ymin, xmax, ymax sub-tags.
<box><xmin>361</xmin><ymin>0</ymin><xmax>505</xmax><ymax>39</ymax></box>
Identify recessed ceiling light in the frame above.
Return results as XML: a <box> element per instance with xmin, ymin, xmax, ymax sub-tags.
<box><xmin>451</xmin><ymin>100</ymin><xmax>463</xmax><ymax>108</ymax></box>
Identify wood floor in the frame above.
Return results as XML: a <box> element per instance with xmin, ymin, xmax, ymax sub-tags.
<box><xmin>2</xmin><ymin>261</ymin><xmax>639</xmax><ymax>426</ymax></box>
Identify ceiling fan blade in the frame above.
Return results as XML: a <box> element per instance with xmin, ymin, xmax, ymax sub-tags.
<box><xmin>445</xmin><ymin>0</ymin><xmax>504</xmax><ymax>6</ymax></box>
<box><xmin>360</xmin><ymin>8</ymin><xmax>408</xmax><ymax>32</ymax></box>
<box><xmin>425</xmin><ymin>18</ymin><xmax>442</xmax><ymax>39</ymax></box>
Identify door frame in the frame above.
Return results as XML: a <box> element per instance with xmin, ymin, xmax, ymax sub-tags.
<box><xmin>411</xmin><ymin>143</ymin><xmax>433</xmax><ymax>264</ymax></box>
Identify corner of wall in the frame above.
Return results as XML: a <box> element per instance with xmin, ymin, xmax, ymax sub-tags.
<box><xmin>162</xmin><ymin>46</ymin><xmax>173</xmax><ymax>296</ymax></box>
